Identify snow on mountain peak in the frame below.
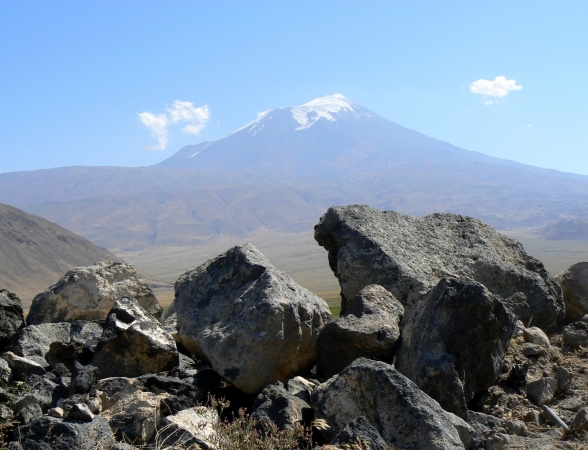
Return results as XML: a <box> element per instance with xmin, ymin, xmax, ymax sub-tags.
<box><xmin>291</xmin><ymin>94</ymin><xmax>354</xmax><ymax>130</ymax></box>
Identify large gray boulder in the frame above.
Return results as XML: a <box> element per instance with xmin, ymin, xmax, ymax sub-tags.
<box><xmin>170</xmin><ymin>244</ymin><xmax>332</xmax><ymax>394</ymax></box>
<box><xmin>90</xmin><ymin>297</ymin><xmax>178</xmax><ymax>379</ymax></box>
<box><xmin>555</xmin><ymin>262</ymin><xmax>588</xmax><ymax>324</ymax></box>
<box><xmin>316</xmin><ymin>284</ymin><xmax>403</xmax><ymax>378</ymax></box>
<box><xmin>0</xmin><ymin>289</ymin><xmax>25</xmax><ymax>351</ymax></box>
<box><xmin>314</xmin><ymin>205</ymin><xmax>564</xmax><ymax>331</ymax></box>
<box><xmin>27</xmin><ymin>261</ymin><xmax>162</xmax><ymax>325</ymax></box>
<box><xmin>5</xmin><ymin>321</ymin><xmax>103</xmax><ymax>368</ymax></box>
<box><xmin>396</xmin><ymin>277</ymin><xmax>517</xmax><ymax>419</ymax></box>
<box><xmin>311</xmin><ymin>358</ymin><xmax>466</xmax><ymax>449</ymax></box>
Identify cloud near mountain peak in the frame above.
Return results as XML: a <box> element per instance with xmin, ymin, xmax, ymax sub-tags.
<box><xmin>139</xmin><ymin>100</ymin><xmax>210</xmax><ymax>151</ymax></box>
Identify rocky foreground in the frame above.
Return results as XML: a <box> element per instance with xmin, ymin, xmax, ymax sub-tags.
<box><xmin>1</xmin><ymin>205</ymin><xmax>588</xmax><ymax>449</ymax></box>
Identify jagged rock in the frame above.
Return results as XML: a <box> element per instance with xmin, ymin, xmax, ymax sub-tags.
<box><xmin>90</xmin><ymin>297</ymin><xmax>178</xmax><ymax>379</ymax></box>
<box><xmin>46</xmin><ymin>341</ymin><xmax>93</xmax><ymax>368</ymax></box>
<box><xmin>68</xmin><ymin>403</ymin><xmax>94</xmax><ymax>421</ymax></box>
<box><xmin>562</xmin><ymin>321</ymin><xmax>588</xmax><ymax>347</ymax></box>
<box><xmin>61</xmin><ymin>392</ymin><xmax>102</xmax><ymax>414</ymax></box>
<box><xmin>157</xmin><ymin>407</ymin><xmax>218</xmax><ymax>449</ymax></box>
<box><xmin>47</xmin><ymin>407</ymin><xmax>64</xmax><ymax>418</ymax></box>
<box><xmin>396</xmin><ymin>278</ymin><xmax>516</xmax><ymax>419</ymax></box>
<box><xmin>93</xmin><ymin>376</ymin><xmax>169</xmax><ymax>444</ymax></box>
<box><xmin>15</xmin><ymin>402</ymin><xmax>43</xmax><ymax>424</ymax></box>
<box><xmin>12</xmin><ymin>377</ymin><xmax>61</xmax><ymax>412</ymax></box>
<box><xmin>14</xmin><ymin>416</ymin><xmax>115</xmax><ymax>450</ymax></box>
<box><xmin>311</xmin><ymin>358</ymin><xmax>465</xmax><ymax>449</ymax></box>
<box><xmin>252</xmin><ymin>382</ymin><xmax>312</xmax><ymax>431</ymax></box>
<box><xmin>70</xmin><ymin>362</ymin><xmax>98</xmax><ymax>395</ymax></box>
<box><xmin>314</xmin><ymin>205</ymin><xmax>564</xmax><ymax>331</ymax></box>
<box><xmin>5</xmin><ymin>321</ymin><xmax>103</xmax><ymax>368</ymax></box>
<box><xmin>27</xmin><ymin>261</ymin><xmax>162</xmax><ymax>325</ymax></box>
<box><xmin>523</xmin><ymin>327</ymin><xmax>550</xmax><ymax>348</ymax></box>
<box><xmin>1</xmin><ymin>351</ymin><xmax>46</xmax><ymax>380</ymax></box>
<box><xmin>316</xmin><ymin>284</ymin><xmax>403</xmax><ymax>378</ymax></box>
<box><xmin>555</xmin><ymin>366</ymin><xmax>574</xmax><ymax>392</ymax></box>
<box><xmin>139</xmin><ymin>374</ymin><xmax>201</xmax><ymax>414</ymax></box>
<box><xmin>555</xmin><ymin>262</ymin><xmax>588</xmax><ymax>323</ymax></box>
<box><xmin>171</xmin><ymin>244</ymin><xmax>331</xmax><ymax>394</ymax></box>
<box><xmin>286</xmin><ymin>376</ymin><xmax>316</xmax><ymax>404</ymax></box>
<box><xmin>526</xmin><ymin>377</ymin><xmax>558</xmax><ymax>406</ymax></box>
<box><xmin>0</xmin><ymin>289</ymin><xmax>25</xmax><ymax>351</ymax></box>
<box><xmin>100</xmin><ymin>389</ymin><xmax>168</xmax><ymax>444</ymax></box>
<box><xmin>0</xmin><ymin>357</ymin><xmax>12</xmax><ymax>384</ymax></box>
<box><xmin>330</xmin><ymin>416</ymin><xmax>389</xmax><ymax>450</ymax></box>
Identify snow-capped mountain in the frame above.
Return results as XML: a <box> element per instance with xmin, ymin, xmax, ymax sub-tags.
<box><xmin>157</xmin><ymin>94</ymin><xmax>499</xmax><ymax>173</ymax></box>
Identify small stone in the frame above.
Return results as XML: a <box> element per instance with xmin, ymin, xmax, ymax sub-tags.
<box><xmin>572</xmin><ymin>408</ymin><xmax>588</xmax><ymax>430</ymax></box>
<box><xmin>47</xmin><ymin>407</ymin><xmax>64</xmax><ymax>418</ymax></box>
<box><xmin>485</xmin><ymin>433</ymin><xmax>509</xmax><ymax>450</ymax></box>
<box><xmin>505</xmin><ymin>419</ymin><xmax>528</xmax><ymax>436</ymax></box>
<box><xmin>67</xmin><ymin>403</ymin><xmax>94</xmax><ymax>421</ymax></box>
<box><xmin>562</xmin><ymin>321</ymin><xmax>588</xmax><ymax>347</ymax></box>
<box><xmin>524</xmin><ymin>410</ymin><xmax>540</xmax><ymax>424</ymax></box>
<box><xmin>522</xmin><ymin>327</ymin><xmax>550</xmax><ymax>348</ymax></box>
<box><xmin>527</xmin><ymin>377</ymin><xmax>558</xmax><ymax>406</ymax></box>
<box><xmin>555</xmin><ymin>366</ymin><xmax>574</xmax><ymax>392</ymax></box>
<box><xmin>514</xmin><ymin>320</ymin><xmax>525</xmax><ymax>336</ymax></box>
<box><xmin>521</xmin><ymin>342</ymin><xmax>546</xmax><ymax>356</ymax></box>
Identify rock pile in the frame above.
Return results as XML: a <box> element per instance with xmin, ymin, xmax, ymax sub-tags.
<box><xmin>1</xmin><ymin>206</ymin><xmax>588</xmax><ymax>449</ymax></box>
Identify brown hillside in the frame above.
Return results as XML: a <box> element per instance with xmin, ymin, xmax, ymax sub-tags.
<box><xmin>0</xmin><ymin>202</ymin><xmax>124</xmax><ymax>303</ymax></box>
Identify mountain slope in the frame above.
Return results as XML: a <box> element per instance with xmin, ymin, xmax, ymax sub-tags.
<box><xmin>0</xmin><ymin>202</ymin><xmax>124</xmax><ymax>301</ymax></box>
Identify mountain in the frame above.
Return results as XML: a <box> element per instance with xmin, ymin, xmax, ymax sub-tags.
<box><xmin>541</xmin><ymin>219</ymin><xmax>588</xmax><ymax>241</ymax></box>
<box><xmin>2</xmin><ymin>94</ymin><xmax>588</xmax><ymax>254</ymax></box>
<box><xmin>0</xmin><ymin>203</ymin><xmax>124</xmax><ymax>302</ymax></box>
<box><xmin>157</xmin><ymin>94</ymin><xmax>524</xmax><ymax>173</ymax></box>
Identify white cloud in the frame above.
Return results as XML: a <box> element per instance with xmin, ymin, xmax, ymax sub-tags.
<box><xmin>138</xmin><ymin>100</ymin><xmax>210</xmax><ymax>150</ymax></box>
<box><xmin>167</xmin><ymin>100</ymin><xmax>210</xmax><ymax>135</ymax></box>
<box><xmin>138</xmin><ymin>112</ymin><xmax>168</xmax><ymax>151</ymax></box>
<box><xmin>470</xmin><ymin>76</ymin><xmax>522</xmax><ymax>98</ymax></box>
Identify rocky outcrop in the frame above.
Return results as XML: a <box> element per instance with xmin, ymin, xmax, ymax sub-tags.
<box><xmin>396</xmin><ymin>278</ymin><xmax>517</xmax><ymax>418</ymax></box>
<box><xmin>0</xmin><ymin>289</ymin><xmax>25</xmax><ymax>351</ymax></box>
<box><xmin>311</xmin><ymin>358</ymin><xmax>466</xmax><ymax>449</ymax></box>
<box><xmin>314</xmin><ymin>205</ymin><xmax>564</xmax><ymax>331</ymax></box>
<box><xmin>555</xmin><ymin>262</ymin><xmax>588</xmax><ymax>323</ymax></box>
<box><xmin>90</xmin><ymin>297</ymin><xmax>178</xmax><ymax>379</ymax></box>
<box><xmin>5</xmin><ymin>321</ymin><xmax>103</xmax><ymax>368</ymax></box>
<box><xmin>27</xmin><ymin>261</ymin><xmax>162</xmax><ymax>325</ymax></box>
<box><xmin>316</xmin><ymin>284</ymin><xmax>403</xmax><ymax>378</ymax></box>
<box><xmin>170</xmin><ymin>244</ymin><xmax>331</xmax><ymax>394</ymax></box>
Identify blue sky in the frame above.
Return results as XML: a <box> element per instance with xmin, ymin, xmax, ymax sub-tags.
<box><xmin>1</xmin><ymin>1</ymin><xmax>587</xmax><ymax>174</ymax></box>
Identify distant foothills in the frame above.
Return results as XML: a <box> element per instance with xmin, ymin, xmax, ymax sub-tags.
<box><xmin>1</xmin><ymin>94</ymin><xmax>588</xmax><ymax>253</ymax></box>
